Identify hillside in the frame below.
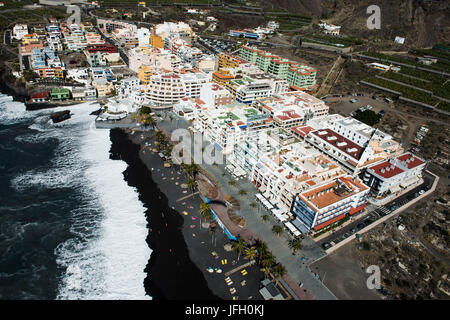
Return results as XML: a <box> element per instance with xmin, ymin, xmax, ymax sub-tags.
<box><xmin>254</xmin><ymin>0</ymin><xmax>449</xmax><ymax>47</ymax></box>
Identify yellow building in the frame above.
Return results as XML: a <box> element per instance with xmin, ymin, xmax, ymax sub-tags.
<box><xmin>218</xmin><ymin>52</ymin><xmax>246</xmax><ymax>69</ymax></box>
<box><xmin>150</xmin><ymin>34</ymin><xmax>164</xmax><ymax>48</ymax></box>
<box><xmin>21</xmin><ymin>33</ymin><xmax>39</xmax><ymax>45</ymax></box>
<box><xmin>138</xmin><ymin>65</ymin><xmax>153</xmax><ymax>85</ymax></box>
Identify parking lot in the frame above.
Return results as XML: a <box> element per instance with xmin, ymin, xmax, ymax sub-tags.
<box><xmin>325</xmin><ymin>93</ymin><xmax>392</xmax><ymax>116</ymax></box>
<box><xmin>197</xmin><ymin>36</ymin><xmax>236</xmax><ymax>54</ymax></box>
<box><xmin>319</xmin><ymin>171</ymin><xmax>435</xmax><ymax>250</ymax></box>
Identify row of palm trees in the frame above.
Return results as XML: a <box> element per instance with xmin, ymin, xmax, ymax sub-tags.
<box><xmin>230</xmin><ymin>237</ymin><xmax>288</xmax><ymax>286</ymax></box>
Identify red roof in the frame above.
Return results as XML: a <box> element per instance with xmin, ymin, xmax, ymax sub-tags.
<box><xmin>311</xmin><ymin>128</ymin><xmax>364</xmax><ymax>160</ymax></box>
<box><xmin>291</xmin><ymin>125</ymin><xmax>314</xmax><ymax>137</ymax></box>
<box><xmin>86</xmin><ymin>43</ymin><xmax>117</xmax><ymax>53</ymax></box>
<box><xmin>31</xmin><ymin>91</ymin><xmax>49</xmax><ymax>99</ymax></box>
<box><xmin>397</xmin><ymin>153</ymin><xmax>425</xmax><ymax>169</ymax></box>
<box><xmin>369</xmin><ymin>161</ymin><xmax>404</xmax><ymax>179</ymax></box>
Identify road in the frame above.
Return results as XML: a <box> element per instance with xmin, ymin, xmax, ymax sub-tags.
<box><xmin>318</xmin><ymin>171</ymin><xmax>435</xmax><ymax>249</ymax></box>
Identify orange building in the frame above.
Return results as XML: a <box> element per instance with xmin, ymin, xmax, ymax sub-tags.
<box><xmin>138</xmin><ymin>65</ymin><xmax>153</xmax><ymax>85</ymax></box>
<box><xmin>212</xmin><ymin>69</ymin><xmax>235</xmax><ymax>86</ymax></box>
<box><xmin>35</xmin><ymin>67</ymin><xmax>64</xmax><ymax>79</ymax></box>
<box><xmin>150</xmin><ymin>34</ymin><xmax>164</xmax><ymax>48</ymax></box>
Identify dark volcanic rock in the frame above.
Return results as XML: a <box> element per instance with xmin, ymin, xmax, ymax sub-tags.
<box><xmin>90</xmin><ymin>108</ymin><xmax>103</xmax><ymax>116</ymax></box>
<box><xmin>50</xmin><ymin>110</ymin><xmax>71</xmax><ymax>123</ymax></box>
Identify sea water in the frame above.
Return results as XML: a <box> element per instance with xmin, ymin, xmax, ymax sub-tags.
<box><xmin>0</xmin><ymin>96</ymin><xmax>150</xmax><ymax>299</ymax></box>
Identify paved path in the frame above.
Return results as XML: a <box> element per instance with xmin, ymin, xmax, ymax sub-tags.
<box><xmin>158</xmin><ymin>113</ymin><xmax>337</xmax><ymax>300</ymax></box>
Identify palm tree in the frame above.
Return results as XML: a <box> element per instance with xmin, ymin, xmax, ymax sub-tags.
<box><xmin>244</xmin><ymin>246</ymin><xmax>257</xmax><ymax>261</ymax></box>
<box><xmin>261</xmin><ymin>253</ymin><xmax>276</xmax><ymax>269</ymax></box>
<box><xmin>250</xmin><ymin>202</ymin><xmax>257</xmax><ymax>210</ymax></box>
<box><xmin>188</xmin><ymin>163</ymin><xmax>199</xmax><ymax>177</ymax></box>
<box><xmin>262</xmin><ymin>266</ymin><xmax>271</xmax><ymax>279</ymax></box>
<box><xmin>271</xmin><ymin>263</ymin><xmax>287</xmax><ymax>286</ymax></box>
<box><xmin>238</xmin><ymin>189</ymin><xmax>247</xmax><ymax>198</ymax></box>
<box><xmin>146</xmin><ymin>114</ymin><xmax>156</xmax><ymax>129</ymax></box>
<box><xmin>288</xmin><ymin>238</ymin><xmax>303</xmax><ymax>255</ymax></box>
<box><xmin>155</xmin><ymin>130</ymin><xmax>165</xmax><ymax>142</ymax></box>
<box><xmin>187</xmin><ymin>177</ymin><xmax>196</xmax><ymax>194</ymax></box>
<box><xmin>255</xmin><ymin>241</ymin><xmax>269</xmax><ymax>265</ymax></box>
<box><xmin>231</xmin><ymin>237</ymin><xmax>246</xmax><ymax>261</ymax></box>
<box><xmin>272</xmin><ymin>225</ymin><xmax>283</xmax><ymax>237</ymax></box>
<box><xmin>199</xmin><ymin>203</ymin><xmax>212</xmax><ymax>223</ymax></box>
<box><xmin>262</xmin><ymin>214</ymin><xmax>269</xmax><ymax>223</ymax></box>
<box><xmin>228</xmin><ymin>180</ymin><xmax>237</xmax><ymax>188</ymax></box>
<box><xmin>164</xmin><ymin>144</ymin><xmax>173</xmax><ymax>157</ymax></box>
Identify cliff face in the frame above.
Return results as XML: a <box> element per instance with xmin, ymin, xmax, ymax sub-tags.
<box><xmin>259</xmin><ymin>0</ymin><xmax>449</xmax><ymax>47</ymax></box>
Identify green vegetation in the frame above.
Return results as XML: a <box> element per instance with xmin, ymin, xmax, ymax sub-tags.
<box><xmin>436</xmin><ymin>101</ymin><xmax>450</xmax><ymax>112</ymax></box>
<box><xmin>365</xmin><ymin>76</ymin><xmax>440</xmax><ymax>106</ymax></box>
<box><xmin>362</xmin><ymin>51</ymin><xmax>450</xmax><ymax>73</ymax></box>
<box><xmin>352</xmin><ymin>109</ymin><xmax>380</xmax><ymax>126</ymax></box>
<box><xmin>265</xmin><ymin>13</ymin><xmax>312</xmax><ymax>30</ymax></box>
<box><xmin>381</xmin><ymin>71</ymin><xmax>450</xmax><ymax>100</ymax></box>
<box><xmin>272</xmin><ymin>225</ymin><xmax>283</xmax><ymax>237</ymax></box>
<box><xmin>303</xmin><ymin>34</ymin><xmax>364</xmax><ymax>48</ymax></box>
<box><xmin>288</xmin><ymin>238</ymin><xmax>302</xmax><ymax>255</ymax></box>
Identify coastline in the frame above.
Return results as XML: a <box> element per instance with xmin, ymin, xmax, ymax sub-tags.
<box><xmin>109</xmin><ymin>128</ymin><xmax>221</xmax><ymax>300</ymax></box>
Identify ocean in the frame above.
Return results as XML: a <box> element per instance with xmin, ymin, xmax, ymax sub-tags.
<box><xmin>0</xmin><ymin>95</ymin><xmax>151</xmax><ymax>299</ymax></box>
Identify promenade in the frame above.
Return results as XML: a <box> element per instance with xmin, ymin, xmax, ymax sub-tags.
<box><xmin>157</xmin><ymin>112</ymin><xmax>337</xmax><ymax>300</ymax></box>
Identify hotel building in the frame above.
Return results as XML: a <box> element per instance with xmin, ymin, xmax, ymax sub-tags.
<box><xmin>363</xmin><ymin>152</ymin><xmax>426</xmax><ymax>199</ymax></box>
<box><xmin>304</xmin><ymin>116</ymin><xmax>403</xmax><ymax>175</ymax></box>
<box><xmin>292</xmin><ymin>176</ymin><xmax>369</xmax><ymax>231</ymax></box>
<box><xmin>239</xmin><ymin>45</ymin><xmax>317</xmax><ymax>89</ymax></box>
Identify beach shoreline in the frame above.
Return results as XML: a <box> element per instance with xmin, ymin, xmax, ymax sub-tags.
<box><xmin>109</xmin><ymin>128</ymin><xmax>265</xmax><ymax>300</ymax></box>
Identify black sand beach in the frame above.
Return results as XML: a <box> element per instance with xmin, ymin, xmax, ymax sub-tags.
<box><xmin>109</xmin><ymin>128</ymin><xmax>219</xmax><ymax>300</ymax></box>
<box><xmin>109</xmin><ymin>128</ymin><xmax>264</xmax><ymax>300</ymax></box>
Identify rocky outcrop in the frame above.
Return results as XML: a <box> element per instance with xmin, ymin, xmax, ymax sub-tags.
<box><xmin>50</xmin><ymin>110</ymin><xmax>71</xmax><ymax>123</ymax></box>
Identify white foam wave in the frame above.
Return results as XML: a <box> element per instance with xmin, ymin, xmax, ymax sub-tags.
<box><xmin>3</xmin><ymin>97</ymin><xmax>151</xmax><ymax>299</ymax></box>
<box><xmin>0</xmin><ymin>100</ymin><xmax>44</xmax><ymax>125</ymax></box>
<box><xmin>52</xmin><ymin>103</ymin><xmax>150</xmax><ymax>300</ymax></box>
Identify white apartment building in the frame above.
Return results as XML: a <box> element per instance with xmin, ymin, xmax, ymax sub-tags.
<box><xmin>292</xmin><ymin>176</ymin><xmax>369</xmax><ymax>231</ymax></box>
<box><xmin>145</xmin><ymin>70</ymin><xmax>208</xmax><ymax>107</ymax></box>
<box><xmin>13</xmin><ymin>24</ymin><xmax>29</xmax><ymax>40</ymax></box>
<box><xmin>305</xmin><ymin>115</ymin><xmax>403</xmax><ymax>175</ymax></box>
<box><xmin>138</xmin><ymin>27</ymin><xmax>150</xmax><ymax>47</ymax></box>
<box><xmin>194</xmin><ymin>103</ymin><xmax>272</xmax><ymax>155</ymax></box>
<box><xmin>128</xmin><ymin>46</ymin><xmax>156</xmax><ymax>73</ymax></box>
<box><xmin>363</xmin><ymin>152</ymin><xmax>426</xmax><ymax>199</ymax></box>
<box><xmin>248</xmin><ymin>138</ymin><xmax>345</xmax><ymax>213</ymax></box>
<box><xmin>199</xmin><ymin>83</ymin><xmax>235</xmax><ymax>107</ymax></box>
<box><xmin>225</xmin><ymin>74</ymin><xmax>288</xmax><ymax>105</ymax></box>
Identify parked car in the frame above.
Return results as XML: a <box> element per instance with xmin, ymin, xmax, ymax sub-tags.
<box><xmin>322</xmin><ymin>242</ymin><xmax>331</xmax><ymax>250</ymax></box>
<box><xmin>372</xmin><ymin>95</ymin><xmax>377</xmax><ymax>100</ymax></box>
